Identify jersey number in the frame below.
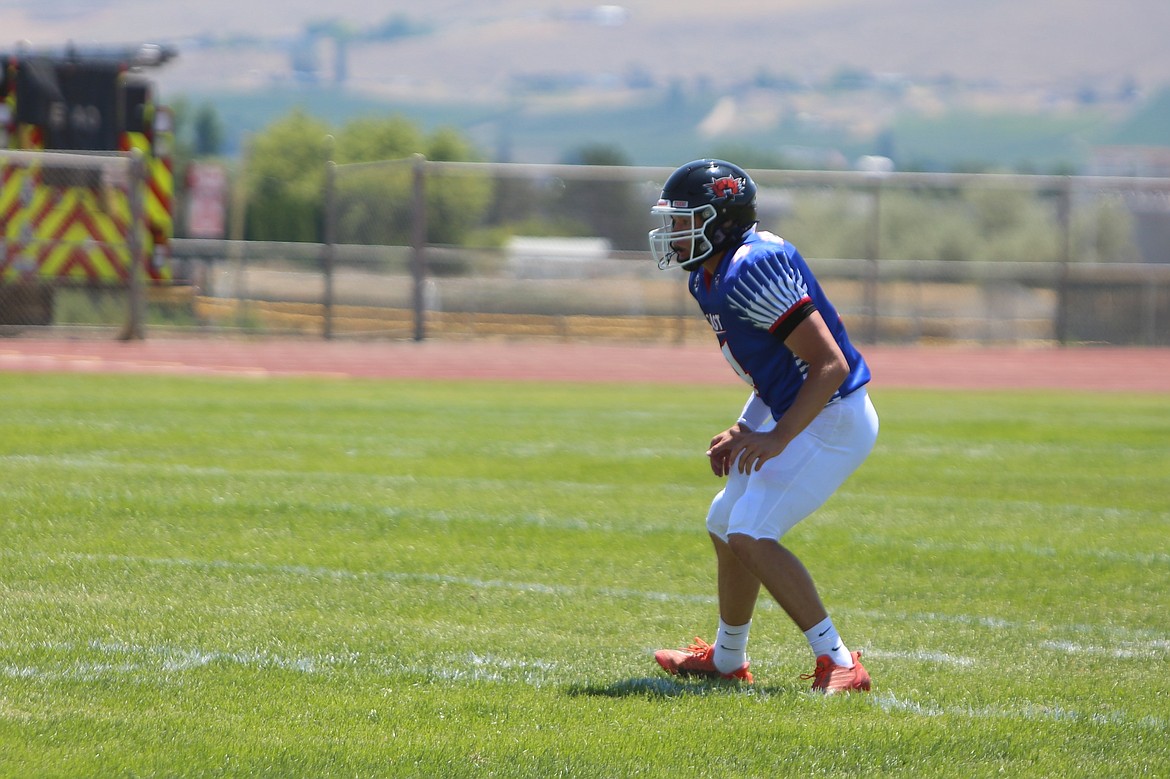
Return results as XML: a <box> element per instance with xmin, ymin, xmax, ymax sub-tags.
<box><xmin>720</xmin><ymin>341</ymin><xmax>754</xmax><ymax>387</ymax></box>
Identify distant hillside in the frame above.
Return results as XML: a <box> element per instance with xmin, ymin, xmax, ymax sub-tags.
<box><xmin>4</xmin><ymin>0</ymin><xmax>1170</xmax><ymax>169</ymax></box>
<box><xmin>6</xmin><ymin>0</ymin><xmax>1170</xmax><ymax>95</ymax></box>
<box><xmin>1111</xmin><ymin>86</ymin><xmax>1170</xmax><ymax>145</ymax></box>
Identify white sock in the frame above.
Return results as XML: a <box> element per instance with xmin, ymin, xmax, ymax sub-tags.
<box><xmin>804</xmin><ymin>616</ymin><xmax>853</xmax><ymax>667</ymax></box>
<box><xmin>713</xmin><ymin>618</ymin><xmax>751</xmax><ymax>674</ymax></box>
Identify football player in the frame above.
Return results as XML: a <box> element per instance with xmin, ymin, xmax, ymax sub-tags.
<box><xmin>649</xmin><ymin>159</ymin><xmax>879</xmax><ymax>693</ymax></box>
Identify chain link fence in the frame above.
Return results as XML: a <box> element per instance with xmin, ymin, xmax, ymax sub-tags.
<box><xmin>6</xmin><ymin>151</ymin><xmax>1170</xmax><ymax>345</ymax></box>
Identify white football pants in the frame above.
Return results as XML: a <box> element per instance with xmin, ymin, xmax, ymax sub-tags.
<box><xmin>706</xmin><ymin>389</ymin><xmax>878</xmax><ymax>541</ymax></box>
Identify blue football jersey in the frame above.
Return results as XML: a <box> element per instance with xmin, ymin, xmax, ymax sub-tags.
<box><xmin>689</xmin><ymin>230</ymin><xmax>870</xmax><ymax>419</ymax></box>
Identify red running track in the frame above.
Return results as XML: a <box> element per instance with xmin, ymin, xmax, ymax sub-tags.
<box><xmin>0</xmin><ymin>339</ymin><xmax>1167</xmax><ymax>392</ymax></box>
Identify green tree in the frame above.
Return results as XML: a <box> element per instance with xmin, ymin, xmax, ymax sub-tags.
<box><xmin>1075</xmin><ymin>196</ymin><xmax>1140</xmax><ymax>263</ymax></box>
<box><xmin>241</xmin><ymin>108</ymin><xmax>488</xmax><ymax>245</ymax></box>
<box><xmin>423</xmin><ymin>128</ymin><xmax>491</xmax><ymax>246</ymax></box>
<box><xmin>335</xmin><ymin>116</ymin><xmax>421</xmax><ymax>164</ymax></box>
<box><xmin>243</xmin><ymin>109</ymin><xmax>332</xmax><ymax>242</ymax></box>
<box><xmin>557</xmin><ymin>144</ymin><xmax>648</xmax><ymax>250</ymax></box>
<box><xmin>193</xmin><ymin>104</ymin><xmax>225</xmax><ymax>158</ymax></box>
<box><xmin>330</xmin><ymin>116</ymin><xmax>422</xmax><ymax>244</ymax></box>
<box><xmin>330</xmin><ymin>119</ymin><xmax>488</xmax><ymax>246</ymax></box>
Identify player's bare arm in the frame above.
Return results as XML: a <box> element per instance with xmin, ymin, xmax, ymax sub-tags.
<box><xmin>729</xmin><ymin>311</ymin><xmax>848</xmax><ymax>473</ymax></box>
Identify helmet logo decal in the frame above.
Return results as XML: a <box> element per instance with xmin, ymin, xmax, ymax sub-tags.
<box><xmin>705</xmin><ymin>175</ymin><xmax>747</xmax><ymax>201</ymax></box>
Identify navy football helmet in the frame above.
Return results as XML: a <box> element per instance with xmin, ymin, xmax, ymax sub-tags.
<box><xmin>649</xmin><ymin>159</ymin><xmax>758</xmax><ymax>271</ymax></box>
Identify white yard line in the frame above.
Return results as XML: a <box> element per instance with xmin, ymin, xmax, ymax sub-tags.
<box><xmin>870</xmin><ymin>691</ymin><xmax>1166</xmax><ymax>730</ymax></box>
<box><xmin>6</xmin><ymin>549</ymin><xmax>1167</xmax><ymax>650</ymax></box>
<box><xmin>1</xmin><ymin>637</ymin><xmax>1164</xmax><ymax>732</ymax></box>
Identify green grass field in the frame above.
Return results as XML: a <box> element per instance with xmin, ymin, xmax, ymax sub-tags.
<box><xmin>1</xmin><ymin>372</ymin><xmax>1167</xmax><ymax>777</ymax></box>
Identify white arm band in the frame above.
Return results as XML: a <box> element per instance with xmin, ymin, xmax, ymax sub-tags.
<box><xmin>736</xmin><ymin>392</ymin><xmax>773</xmax><ymax>431</ymax></box>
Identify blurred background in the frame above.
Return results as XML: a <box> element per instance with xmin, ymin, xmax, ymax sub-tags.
<box><xmin>6</xmin><ymin>0</ymin><xmax>1170</xmax><ymax>169</ymax></box>
<box><xmin>2</xmin><ymin>0</ymin><xmax>1169</xmax><ymax>344</ymax></box>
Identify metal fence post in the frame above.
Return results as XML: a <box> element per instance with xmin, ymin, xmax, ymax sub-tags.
<box><xmin>1141</xmin><ymin>269</ymin><xmax>1158</xmax><ymax>346</ymax></box>
<box><xmin>322</xmin><ymin>158</ymin><xmax>336</xmax><ymax>340</ymax></box>
<box><xmin>411</xmin><ymin>154</ymin><xmax>428</xmax><ymax>342</ymax></box>
<box><xmin>1054</xmin><ymin>176</ymin><xmax>1073</xmax><ymax>346</ymax></box>
<box><xmin>229</xmin><ymin>138</ymin><xmax>251</xmax><ymax>329</ymax></box>
<box><xmin>121</xmin><ymin>149</ymin><xmax>146</xmax><ymax>341</ymax></box>
<box><xmin>864</xmin><ymin>177</ymin><xmax>882</xmax><ymax>344</ymax></box>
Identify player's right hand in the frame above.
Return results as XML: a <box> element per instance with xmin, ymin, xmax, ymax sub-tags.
<box><xmin>706</xmin><ymin>423</ymin><xmax>751</xmax><ymax>477</ymax></box>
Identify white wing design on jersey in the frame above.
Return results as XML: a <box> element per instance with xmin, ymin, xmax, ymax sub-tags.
<box><xmin>726</xmin><ymin>251</ymin><xmax>811</xmax><ymax>331</ymax></box>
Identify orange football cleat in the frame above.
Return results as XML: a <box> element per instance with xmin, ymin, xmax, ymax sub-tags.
<box><xmin>802</xmin><ymin>650</ymin><xmax>871</xmax><ymax>694</ymax></box>
<box><xmin>654</xmin><ymin>637</ymin><xmax>753</xmax><ymax>683</ymax></box>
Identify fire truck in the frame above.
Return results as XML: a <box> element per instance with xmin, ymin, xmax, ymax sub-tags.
<box><xmin>0</xmin><ymin>43</ymin><xmax>177</xmax><ymax>325</ymax></box>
